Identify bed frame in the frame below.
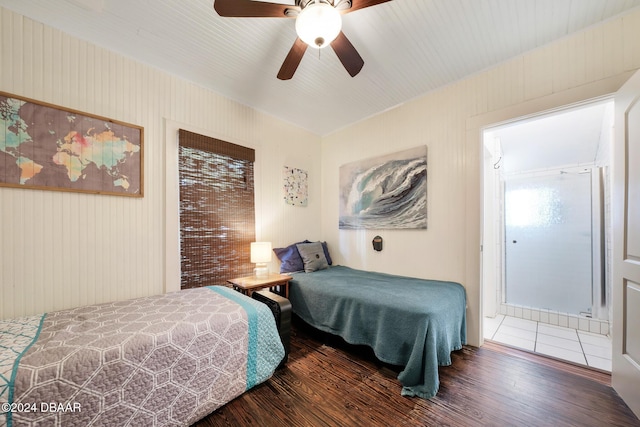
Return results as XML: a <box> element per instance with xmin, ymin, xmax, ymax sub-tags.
<box><xmin>252</xmin><ymin>290</ymin><xmax>292</xmax><ymax>366</ymax></box>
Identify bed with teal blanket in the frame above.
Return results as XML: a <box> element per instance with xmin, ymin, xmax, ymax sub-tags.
<box><xmin>289</xmin><ymin>266</ymin><xmax>466</xmax><ymax>399</ymax></box>
<box><xmin>0</xmin><ymin>286</ymin><xmax>284</xmax><ymax>427</ymax></box>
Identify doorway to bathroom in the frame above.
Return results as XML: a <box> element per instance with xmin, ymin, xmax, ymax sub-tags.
<box><xmin>482</xmin><ymin>99</ymin><xmax>614</xmax><ymax>357</ymax></box>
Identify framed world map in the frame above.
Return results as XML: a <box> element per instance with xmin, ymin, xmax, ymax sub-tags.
<box><xmin>0</xmin><ymin>92</ymin><xmax>143</xmax><ymax>197</ymax></box>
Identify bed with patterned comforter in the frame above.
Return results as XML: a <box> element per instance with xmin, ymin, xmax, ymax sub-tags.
<box><xmin>0</xmin><ymin>286</ymin><xmax>285</xmax><ymax>426</ymax></box>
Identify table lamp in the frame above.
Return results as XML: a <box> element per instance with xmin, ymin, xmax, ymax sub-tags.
<box><xmin>250</xmin><ymin>242</ymin><xmax>272</xmax><ymax>278</ymax></box>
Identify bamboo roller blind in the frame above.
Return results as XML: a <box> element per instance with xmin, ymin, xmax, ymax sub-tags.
<box><xmin>178</xmin><ymin>129</ymin><xmax>256</xmax><ymax>289</ymax></box>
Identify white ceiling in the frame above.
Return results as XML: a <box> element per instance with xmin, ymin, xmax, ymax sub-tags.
<box><xmin>1</xmin><ymin>0</ymin><xmax>639</xmax><ymax>136</ymax></box>
<box><xmin>488</xmin><ymin>100</ymin><xmax>614</xmax><ymax>174</ymax></box>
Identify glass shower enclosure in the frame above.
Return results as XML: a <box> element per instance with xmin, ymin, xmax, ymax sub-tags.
<box><xmin>504</xmin><ymin>169</ymin><xmax>599</xmax><ymax>316</ymax></box>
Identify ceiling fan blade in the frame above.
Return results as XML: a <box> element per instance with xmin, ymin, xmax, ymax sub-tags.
<box><xmin>278</xmin><ymin>38</ymin><xmax>308</xmax><ymax>80</ymax></box>
<box><xmin>340</xmin><ymin>0</ymin><xmax>392</xmax><ymax>14</ymax></box>
<box><xmin>214</xmin><ymin>0</ymin><xmax>296</xmax><ymax>18</ymax></box>
<box><xmin>330</xmin><ymin>31</ymin><xmax>364</xmax><ymax>77</ymax></box>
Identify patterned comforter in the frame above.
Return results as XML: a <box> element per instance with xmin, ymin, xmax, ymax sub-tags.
<box><xmin>0</xmin><ymin>286</ymin><xmax>285</xmax><ymax>426</ymax></box>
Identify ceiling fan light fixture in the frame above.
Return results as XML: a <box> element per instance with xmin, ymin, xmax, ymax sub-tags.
<box><xmin>295</xmin><ymin>2</ymin><xmax>342</xmax><ymax>49</ymax></box>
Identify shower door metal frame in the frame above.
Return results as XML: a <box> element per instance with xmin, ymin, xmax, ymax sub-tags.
<box><xmin>592</xmin><ymin>167</ymin><xmax>607</xmax><ymax>321</ymax></box>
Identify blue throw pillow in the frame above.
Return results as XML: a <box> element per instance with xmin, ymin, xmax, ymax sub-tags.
<box><xmin>273</xmin><ymin>241</ymin><xmax>308</xmax><ymax>273</ymax></box>
<box><xmin>320</xmin><ymin>241</ymin><xmax>333</xmax><ymax>265</ymax></box>
<box><xmin>273</xmin><ymin>240</ymin><xmax>333</xmax><ymax>273</ymax></box>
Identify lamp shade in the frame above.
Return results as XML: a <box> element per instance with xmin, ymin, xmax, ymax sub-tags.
<box><xmin>250</xmin><ymin>242</ymin><xmax>272</xmax><ymax>264</ymax></box>
<box><xmin>295</xmin><ymin>2</ymin><xmax>342</xmax><ymax>49</ymax></box>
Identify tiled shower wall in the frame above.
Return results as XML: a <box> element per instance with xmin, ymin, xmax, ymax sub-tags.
<box><xmin>499</xmin><ymin>303</ymin><xmax>610</xmax><ymax>336</ymax></box>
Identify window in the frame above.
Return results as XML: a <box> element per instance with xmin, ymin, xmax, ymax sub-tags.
<box><xmin>178</xmin><ymin>129</ymin><xmax>255</xmax><ymax>289</ymax></box>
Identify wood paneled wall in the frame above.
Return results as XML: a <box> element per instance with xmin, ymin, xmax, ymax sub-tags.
<box><xmin>0</xmin><ymin>7</ymin><xmax>321</xmax><ymax>320</ymax></box>
<box><xmin>321</xmin><ymin>8</ymin><xmax>640</xmax><ymax>346</ymax></box>
<box><xmin>3</xmin><ymin>5</ymin><xmax>640</xmax><ymax>347</ymax></box>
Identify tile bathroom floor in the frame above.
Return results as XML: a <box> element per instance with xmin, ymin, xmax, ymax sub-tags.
<box><xmin>484</xmin><ymin>314</ymin><xmax>612</xmax><ymax>371</ymax></box>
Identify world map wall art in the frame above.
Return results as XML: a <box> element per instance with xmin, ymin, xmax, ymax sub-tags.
<box><xmin>0</xmin><ymin>92</ymin><xmax>143</xmax><ymax>197</ymax></box>
<box><xmin>339</xmin><ymin>146</ymin><xmax>427</xmax><ymax>230</ymax></box>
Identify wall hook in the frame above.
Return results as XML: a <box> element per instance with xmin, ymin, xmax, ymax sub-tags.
<box><xmin>372</xmin><ymin>236</ymin><xmax>383</xmax><ymax>251</ymax></box>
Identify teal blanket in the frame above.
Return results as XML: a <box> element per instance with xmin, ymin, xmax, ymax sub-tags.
<box><xmin>289</xmin><ymin>266</ymin><xmax>466</xmax><ymax>399</ymax></box>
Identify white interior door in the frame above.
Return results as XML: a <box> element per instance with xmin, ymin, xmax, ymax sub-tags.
<box><xmin>612</xmin><ymin>70</ymin><xmax>640</xmax><ymax>418</ymax></box>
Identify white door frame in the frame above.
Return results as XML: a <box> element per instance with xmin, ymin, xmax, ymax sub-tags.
<box><xmin>469</xmin><ymin>71</ymin><xmax>632</xmax><ymax>347</ymax></box>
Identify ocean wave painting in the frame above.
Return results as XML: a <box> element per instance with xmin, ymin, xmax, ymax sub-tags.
<box><xmin>339</xmin><ymin>146</ymin><xmax>427</xmax><ymax>229</ymax></box>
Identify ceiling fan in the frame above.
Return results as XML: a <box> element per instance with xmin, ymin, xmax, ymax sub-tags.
<box><xmin>213</xmin><ymin>0</ymin><xmax>392</xmax><ymax>80</ymax></box>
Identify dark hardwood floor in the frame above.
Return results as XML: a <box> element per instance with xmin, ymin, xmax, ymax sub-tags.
<box><xmin>194</xmin><ymin>318</ymin><xmax>640</xmax><ymax>427</ymax></box>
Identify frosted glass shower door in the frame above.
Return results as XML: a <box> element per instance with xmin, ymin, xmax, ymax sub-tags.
<box><xmin>505</xmin><ymin>171</ymin><xmax>592</xmax><ymax>315</ymax></box>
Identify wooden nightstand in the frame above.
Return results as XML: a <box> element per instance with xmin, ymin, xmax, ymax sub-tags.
<box><xmin>227</xmin><ymin>273</ymin><xmax>293</xmax><ymax>298</ymax></box>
